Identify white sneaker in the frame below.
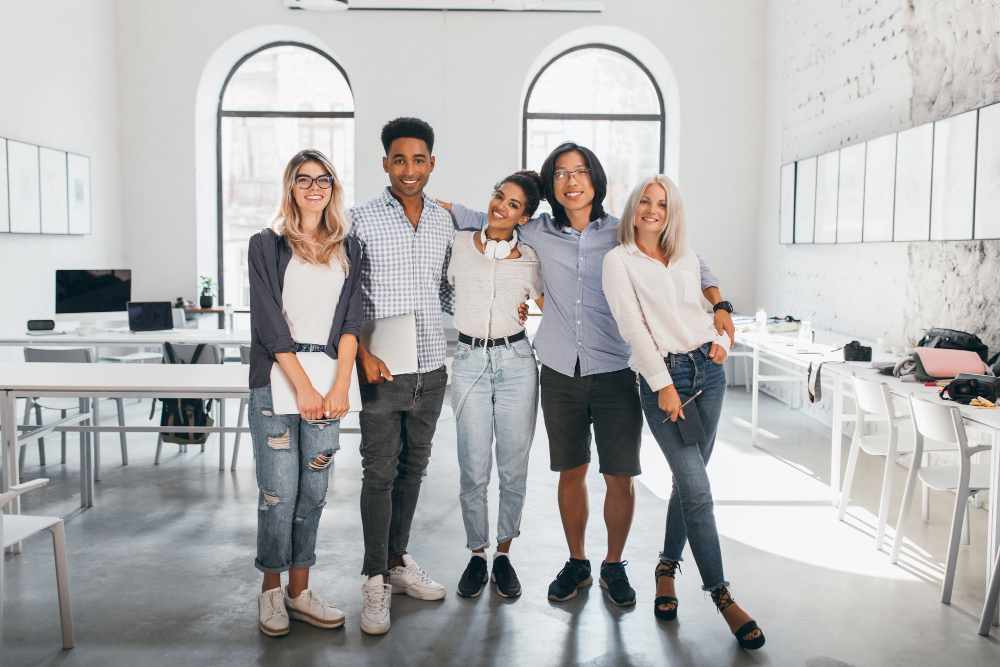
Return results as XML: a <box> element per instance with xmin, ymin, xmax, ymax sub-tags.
<box><xmin>258</xmin><ymin>587</ymin><xmax>290</xmax><ymax>637</ymax></box>
<box><xmin>360</xmin><ymin>575</ymin><xmax>392</xmax><ymax>635</ymax></box>
<box><xmin>388</xmin><ymin>554</ymin><xmax>447</xmax><ymax>600</ymax></box>
<box><xmin>284</xmin><ymin>587</ymin><xmax>346</xmax><ymax>629</ymax></box>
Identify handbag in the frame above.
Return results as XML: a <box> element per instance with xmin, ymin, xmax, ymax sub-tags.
<box><xmin>918</xmin><ymin>328</ymin><xmax>989</xmax><ymax>362</ymax></box>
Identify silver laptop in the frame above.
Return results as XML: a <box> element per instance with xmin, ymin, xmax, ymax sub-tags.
<box><xmin>361</xmin><ymin>313</ymin><xmax>419</xmax><ymax>376</ymax></box>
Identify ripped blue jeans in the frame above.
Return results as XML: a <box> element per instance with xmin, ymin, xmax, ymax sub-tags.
<box><xmin>249</xmin><ymin>384</ymin><xmax>340</xmax><ymax>573</ymax></box>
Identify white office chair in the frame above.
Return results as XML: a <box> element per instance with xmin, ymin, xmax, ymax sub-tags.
<box><xmin>154</xmin><ymin>343</ymin><xmax>224</xmax><ymax>463</ymax></box>
<box><xmin>892</xmin><ymin>394</ymin><xmax>992</xmax><ymax>603</ymax></box>
<box><xmin>23</xmin><ymin>347</ymin><xmax>128</xmax><ymax>482</ymax></box>
<box><xmin>0</xmin><ymin>478</ymin><xmax>75</xmax><ymax>662</ymax></box>
<box><xmin>230</xmin><ymin>345</ymin><xmax>251</xmax><ymax>471</ymax></box>
<box><xmin>837</xmin><ymin>377</ymin><xmax>950</xmax><ymax>550</ymax></box>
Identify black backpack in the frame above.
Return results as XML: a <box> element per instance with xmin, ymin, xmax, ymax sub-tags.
<box><xmin>918</xmin><ymin>328</ymin><xmax>989</xmax><ymax>362</ymax></box>
<box><xmin>149</xmin><ymin>342</ymin><xmax>215</xmax><ymax>445</ymax></box>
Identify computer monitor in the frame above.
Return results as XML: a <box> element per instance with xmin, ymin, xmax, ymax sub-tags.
<box><xmin>55</xmin><ymin>270</ymin><xmax>131</xmax><ymax>323</ymax></box>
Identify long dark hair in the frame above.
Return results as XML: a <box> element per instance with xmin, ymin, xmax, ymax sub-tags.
<box><xmin>495</xmin><ymin>170</ymin><xmax>545</xmax><ymax>219</ymax></box>
<box><xmin>539</xmin><ymin>142</ymin><xmax>608</xmax><ymax>228</ymax></box>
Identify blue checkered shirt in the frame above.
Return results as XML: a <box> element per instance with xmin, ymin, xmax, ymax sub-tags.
<box><xmin>349</xmin><ymin>187</ymin><xmax>455</xmax><ymax>372</ymax></box>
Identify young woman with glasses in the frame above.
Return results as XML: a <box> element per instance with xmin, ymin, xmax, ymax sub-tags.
<box><xmin>602</xmin><ymin>174</ymin><xmax>764</xmax><ymax>650</ymax></box>
<box><xmin>246</xmin><ymin>149</ymin><xmax>363</xmax><ymax>637</ymax></box>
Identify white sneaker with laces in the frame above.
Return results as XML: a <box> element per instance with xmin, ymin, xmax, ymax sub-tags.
<box><xmin>388</xmin><ymin>554</ymin><xmax>447</xmax><ymax>600</ymax></box>
<box><xmin>258</xmin><ymin>587</ymin><xmax>290</xmax><ymax>637</ymax></box>
<box><xmin>360</xmin><ymin>575</ymin><xmax>392</xmax><ymax>635</ymax></box>
<box><xmin>284</xmin><ymin>587</ymin><xmax>346</xmax><ymax>629</ymax></box>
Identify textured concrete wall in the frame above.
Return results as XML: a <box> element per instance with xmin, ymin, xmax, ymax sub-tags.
<box><xmin>757</xmin><ymin>0</ymin><xmax>1000</xmax><ymax>356</ymax></box>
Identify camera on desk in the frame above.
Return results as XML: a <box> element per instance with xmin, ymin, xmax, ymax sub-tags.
<box><xmin>945</xmin><ymin>374</ymin><xmax>1000</xmax><ymax>405</ymax></box>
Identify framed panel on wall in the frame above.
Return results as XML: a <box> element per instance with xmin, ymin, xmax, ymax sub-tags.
<box><xmin>837</xmin><ymin>143</ymin><xmax>865</xmax><ymax>243</ymax></box>
<box><xmin>0</xmin><ymin>139</ymin><xmax>8</xmax><ymax>233</ymax></box>
<box><xmin>794</xmin><ymin>156</ymin><xmax>817</xmax><ymax>243</ymax></box>
<box><xmin>779</xmin><ymin>162</ymin><xmax>795</xmax><ymax>244</ymax></box>
<box><xmin>930</xmin><ymin>110</ymin><xmax>977</xmax><ymax>240</ymax></box>
<box><xmin>39</xmin><ymin>147</ymin><xmax>69</xmax><ymax>235</ymax></box>
<box><xmin>7</xmin><ymin>140</ymin><xmax>41</xmax><ymax>234</ymax></box>
<box><xmin>894</xmin><ymin>123</ymin><xmax>934</xmax><ymax>241</ymax></box>
<box><xmin>974</xmin><ymin>103</ymin><xmax>1000</xmax><ymax>239</ymax></box>
<box><xmin>67</xmin><ymin>153</ymin><xmax>91</xmax><ymax>234</ymax></box>
<box><xmin>814</xmin><ymin>152</ymin><xmax>839</xmax><ymax>243</ymax></box>
<box><xmin>863</xmin><ymin>134</ymin><xmax>897</xmax><ymax>242</ymax></box>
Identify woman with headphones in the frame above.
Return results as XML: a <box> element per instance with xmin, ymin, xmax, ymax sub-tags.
<box><xmin>446</xmin><ymin>171</ymin><xmax>545</xmax><ymax>600</ymax></box>
<box><xmin>247</xmin><ymin>149</ymin><xmax>363</xmax><ymax>637</ymax></box>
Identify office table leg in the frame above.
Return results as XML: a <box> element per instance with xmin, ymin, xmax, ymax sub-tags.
<box><xmin>218</xmin><ymin>399</ymin><xmax>226</xmax><ymax>472</ymax></box>
<box><xmin>751</xmin><ymin>343</ymin><xmax>760</xmax><ymax>447</ymax></box>
<box><xmin>831</xmin><ymin>376</ymin><xmax>845</xmax><ymax>507</ymax></box>
<box><xmin>990</xmin><ymin>426</ymin><xmax>1000</xmax><ymax>626</ymax></box>
<box><xmin>1</xmin><ymin>391</ymin><xmax>9</xmax><ymax>499</ymax></box>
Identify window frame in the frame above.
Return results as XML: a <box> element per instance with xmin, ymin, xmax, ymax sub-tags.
<box><xmin>215</xmin><ymin>41</ymin><xmax>354</xmax><ymax>304</ymax></box>
<box><xmin>521</xmin><ymin>43</ymin><xmax>666</xmax><ymax>172</ymax></box>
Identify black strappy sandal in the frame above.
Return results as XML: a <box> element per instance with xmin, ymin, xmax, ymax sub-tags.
<box><xmin>654</xmin><ymin>559</ymin><xmax>680</xmax><ymax>621</ymax></box>
<box><xmin>710</xmin><ymin>585</ymin><xmax>765</xmax><ymax>650</ymax></box>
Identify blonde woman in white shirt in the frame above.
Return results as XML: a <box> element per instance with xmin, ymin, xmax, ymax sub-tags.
<box><xmin>602</xmin><ymin>175</ymin><xmax>764</xmax><ymax>650</ymax></box>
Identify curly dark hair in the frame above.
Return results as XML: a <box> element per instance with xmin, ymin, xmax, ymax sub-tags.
<box><xmin>494</xmin><ymin>170</ymin><xmax>545</xmax><ymax>219</ymax></box>
<box><xmin>539</xmin><ymin>142</ymin><xmax>608</xmax><ymax>228</ymax></box>
<box><xmin>380</xmin><ymin>117</ymin><xmax>435</xmax><ymax>155</ymax></box>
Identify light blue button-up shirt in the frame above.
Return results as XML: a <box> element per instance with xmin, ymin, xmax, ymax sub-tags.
<box><xmin>451</xmin><ymin>204</ymin><xmax>719</xmax><ymax>377</ymax></box>
<box><xmin>350</xmin><ymin>188</ymin><xmax>455</xmax><ymax>372</ymax></box>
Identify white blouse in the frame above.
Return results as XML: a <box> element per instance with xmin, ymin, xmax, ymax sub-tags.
<box><xmin>602</xmin><ymin>243</ymin><xmax>730</xmax><ymax>391</ymax></box>
<box><xmin>281</xmin><ymin>255</ymin><xmax>346</xmax><ymax>345</ymax></box>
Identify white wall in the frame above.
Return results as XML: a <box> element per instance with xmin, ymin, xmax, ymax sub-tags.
<box><xmin>0</xmin><ymin>1</ymin><xmax>125</xmax><ymax>339</ymax></box>
<box><xmin>755</xmin><ymin>0</ymin><xmax>1000</xmax><ymax>355</ymax></box>
<box><xmin>111</xmin><ymin>0</ymin><xmax>765</xmax><ymax>311</ymax></box>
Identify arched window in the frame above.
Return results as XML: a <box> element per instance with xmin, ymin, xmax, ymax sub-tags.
<box><xmin>522</xmin><ymin>44</ymin><xmax>665</xmax><ymax>216</ymax></box>
<box><xmin>217</xmin><ymin>42</ymin><xmax>354</xmax><ymax>308</ymax></box>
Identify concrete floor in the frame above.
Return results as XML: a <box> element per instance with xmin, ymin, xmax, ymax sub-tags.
<box><xmin>4</xmin><ymin>388</ymin><xmax>1000</xmax><ymax>666</ymax></box>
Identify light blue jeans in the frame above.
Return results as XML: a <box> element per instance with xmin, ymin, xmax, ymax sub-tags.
<box><xmin>639</xmin><ymin>342</ymin><xmax>729</xmax><ymax>591</ymax></box>
<box><xmin>249</xmin><ymin>384</ymin><xmax>340</xmax><ymax>574</ymax></box>
<box><xmin>451</xmin><ymin>337</ymin><xmax>538</xmax><ymax>551</ymax></box>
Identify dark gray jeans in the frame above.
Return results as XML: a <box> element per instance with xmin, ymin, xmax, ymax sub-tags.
<box><xmin>359</xmin><ymin>366</ymin><xmax>448</xmax><ymax>577</ymax></box>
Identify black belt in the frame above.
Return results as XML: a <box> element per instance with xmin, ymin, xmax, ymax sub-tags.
<box><xmin>458</xmin><ymin>330</ymin><xmax>526</xmax><ymax>348</ymax></box>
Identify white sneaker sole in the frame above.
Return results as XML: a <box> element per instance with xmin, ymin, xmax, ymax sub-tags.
<box><xmin>287</xmin><ymin>609</ymin><xmax>346</xmax><ymax>629</ymax></box>
<box><xmin>390</xmin><ymin>581</ymin><xmax>446</xmax><ymax>600</ymax></box>
<box><xmin>360</xmin><ymin>616</ymin><xmax>391</xmax><ymax>635</ymax></box>
<box><xmin>258</xmin><ymin>620</ymin><xmax>290</xmax><ymax>637</ymax></box>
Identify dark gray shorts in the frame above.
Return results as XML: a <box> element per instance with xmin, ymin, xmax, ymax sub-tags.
<box><xmin>539</xmin><ymin>364</ymin><xmax>643</xmax><ymax>477</ymax></box>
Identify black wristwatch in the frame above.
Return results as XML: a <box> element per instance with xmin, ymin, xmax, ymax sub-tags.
<box><xmin>712</xmin><ymin>300</ymin><xmax>733</xmax><ymax>314</ymax></box>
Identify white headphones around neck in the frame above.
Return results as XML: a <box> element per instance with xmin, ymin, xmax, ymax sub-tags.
<box><xmin>481</xmin><ymin>227</ymin><xmax>518</xmax><ymax>260</ymax></box>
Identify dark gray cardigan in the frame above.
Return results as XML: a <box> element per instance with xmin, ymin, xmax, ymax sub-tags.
<box><xmin>247</xmin><ymin>228</ymin><xmax>363</xmax><ymax>389</ymax></box>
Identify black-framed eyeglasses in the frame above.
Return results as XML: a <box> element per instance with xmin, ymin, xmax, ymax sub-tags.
<box><xmin>295</xmin><ymin>175</ymin><xmax>334</xmax><ymax>189</ymax></box>
<box><xmin>553</xmin><ymin>169</ymin><xmax>591</xmax><ymax>182</ymax></box>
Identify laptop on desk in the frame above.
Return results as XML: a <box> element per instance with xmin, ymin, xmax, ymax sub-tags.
<box><xmin>127</xmin><ymin>302</ymin><xmax>174</xmax><ymax>332</ymax></box>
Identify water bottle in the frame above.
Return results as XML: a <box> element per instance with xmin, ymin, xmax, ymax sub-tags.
<box><xmin>798</xmin><ymin>320</ymin><xmax>813</xmax><ymax>346</ymax></box>
<box><xmin>755</xmin><ymin>308</ymin><xmax>767</xmax><ymax>333</ymax></box>
<box><xmin>224</xmin><ymin>303</ymin><xmax>234</xmax><ymax>333</ymax></box>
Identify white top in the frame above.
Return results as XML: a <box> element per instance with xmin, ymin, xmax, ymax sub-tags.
<box><xmin>281</xmin><ymin>255</ymin><xmax>346</xmax><ymax>345</ymax></box>
<box><xmin>447</xmin><ymin>231</ymin><xmax>543</xmax><ymax>339</ymax></box>
<box><xmin>602</xmin><ymin>243</ymin><xmax>730</xmax><ymax>391</ymax></box>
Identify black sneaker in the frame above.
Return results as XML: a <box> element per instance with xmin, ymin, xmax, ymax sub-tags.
<box><xmin>599</xmin><ymin>560</ymin><xmax>636</xmax><ymax>607</ymax></box>
<box><xmin>457</xmin><ymin>555</ymin><xmax>489</xmax><ymax>598</ymax></box>
<box><xmin>491</xmin><ymin>555</ymin><xmax>522</xmax><ymax>598</ymax></box>
<box><xmin>547</xmin><ymin>558</ymin><xmax>593</xmax><ymax>601</ymax></box>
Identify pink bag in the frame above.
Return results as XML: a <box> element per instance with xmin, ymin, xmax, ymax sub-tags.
<box><xmin>913</xmin><ymin>348</ymin><xmax>986</xmax><ymax>380</ymax></box>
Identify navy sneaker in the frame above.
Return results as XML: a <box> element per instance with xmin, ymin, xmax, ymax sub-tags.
<box><xmin>547</xmin><ymin>558</ymin><xmax>593</xmax><ymax>601</ymax></box>
<box><xmin>457</xmin><ymin>555</ymin><xmax>489</xmax><ymax>598</ymax></box>
<box><xmin>599</xmin><ymin>560</ymin><xmax>636</xmax><ymax>607</ymax></box>
<box><xmin>491</xmin><ymin>555</ymin><xmax>522</xmax><ymax>598</ymax></box>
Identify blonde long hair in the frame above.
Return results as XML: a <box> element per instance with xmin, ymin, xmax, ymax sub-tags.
<box><xmin>617</xmin><ymin>175</ymin><xmax>688</xmax><ymax>261</ymax></box>
<box><xmin>271</xmin><ymin>150</ymin><xmax>349</xmax><ymax>270</ymax></box>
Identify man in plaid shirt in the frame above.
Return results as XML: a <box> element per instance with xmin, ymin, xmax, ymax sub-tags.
<box><xmin>349</xmin><ymin>118</ymin><xmax>453</xmax><ymax>635</ymax></box>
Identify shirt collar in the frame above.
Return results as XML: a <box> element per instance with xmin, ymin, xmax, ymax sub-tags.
<box><xmin>379</xmin><ymin>186</ymin><xmax>435</xmax><ymax>210</ymax></box>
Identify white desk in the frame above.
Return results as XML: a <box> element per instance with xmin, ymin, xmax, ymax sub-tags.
<box><xmin>0</xmin><ymin>328</ymin><xmax>252</xmax><ymax>349</ymax></box>
<box><xmin>0</xmin><ymin>362</ymin><xmax>251</xmax><ymax>514</ymax></box>
<box><xmin>737</xmin><ymin>329</ymin><xmax>1000</xmax><ymax>601</ymax></box>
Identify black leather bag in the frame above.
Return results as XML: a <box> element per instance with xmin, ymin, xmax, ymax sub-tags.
<box><xmin>843</xmin><ymin>340</ymin><xmax>872</xmax><ymax>362</ymax></box>
<box><xmin>919</xmin><ymin>328</ymin><xmax>989</xmax><ymax>362</ymax></box>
